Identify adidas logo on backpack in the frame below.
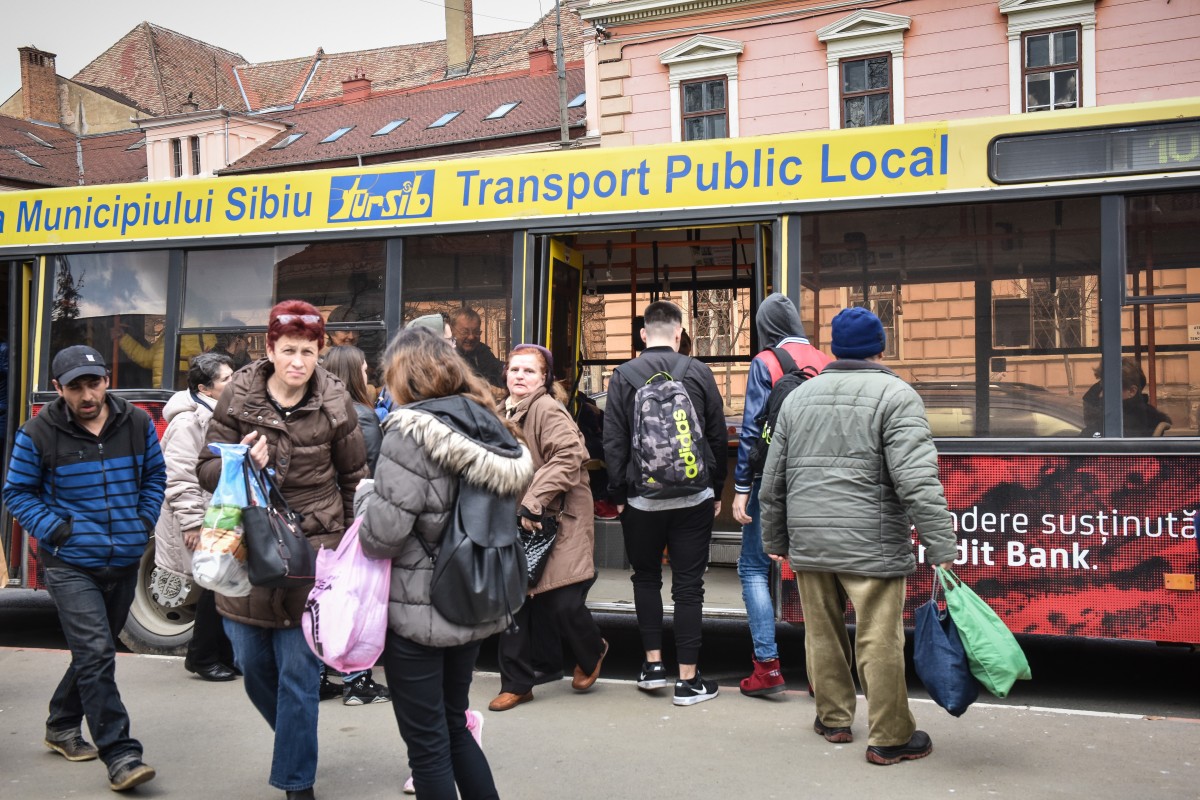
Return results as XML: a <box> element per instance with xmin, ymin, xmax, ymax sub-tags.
<box><xmin>623</xmin><ymin>355</ymin><xmax>710</xmax><ymax>499</ymax></box>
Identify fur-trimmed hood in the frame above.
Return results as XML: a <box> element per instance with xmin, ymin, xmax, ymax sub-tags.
<box><xmin>384</xmin><ymin>395</ymin><xmax>532</xmax><ymax>497</ymax></box>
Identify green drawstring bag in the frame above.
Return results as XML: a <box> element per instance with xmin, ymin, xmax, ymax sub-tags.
<box><xmin>937</xmin><ymin>567</ymin><xmax>1032</xmax><ymax>697</ymax></box>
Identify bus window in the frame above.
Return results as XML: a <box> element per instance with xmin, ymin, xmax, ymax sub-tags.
<box><xmin>402</xmin><ymin>233</ymin><xmax>512</xmax><ymax>391</ymax></box>
<box><xmin>48</xmin><ymin>251</ymin><xmax>170</xmax><ymax>390</ymax></box>
<box><xmin>1119</xmin><ymin>190</ymin><xmax>1200</xmax><ymax>437</ymax></box>
<box><xmin>803</xmin><ymin>197</ymin><xmax>1103</xmax><ymax>437</ymax></box>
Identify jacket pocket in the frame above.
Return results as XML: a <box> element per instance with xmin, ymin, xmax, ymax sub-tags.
<box><xmin>49</xmin><ymin>518</ymin><xmax>72</xmax><ymax>547</ymax></box>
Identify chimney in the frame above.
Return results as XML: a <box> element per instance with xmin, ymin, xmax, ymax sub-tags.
<box><xmin>445</xmin><ymin>0</ymin><xmax>475</xmax><ymax>78</ymax></box>
<box><xmin>529</xmin><ymin>43</ymin><xmax>554</xmax><ymax>77</ymax></box>
<box><xmin>19</xmin><ymin>46</ymin><xmax>59</xmax><ymax>124</ymax></box>
<box><xmin>341</xmin><ymin>68</ymin><xmax>371</xmax><ymax>101</ymax></box>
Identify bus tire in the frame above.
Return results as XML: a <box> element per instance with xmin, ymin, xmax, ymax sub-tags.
<box><xmin>118</xmin><ymin>539</ymin><xmax>198</xmax><ymax>656</ymax></box>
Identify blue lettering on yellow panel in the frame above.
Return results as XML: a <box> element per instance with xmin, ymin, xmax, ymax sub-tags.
<box><xmin>328</xmin><ymin>172</ymin><xmax>434</xmax><ymax>223</ymax></box>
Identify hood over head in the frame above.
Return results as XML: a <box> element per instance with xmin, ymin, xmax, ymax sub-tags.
<box><xmin>756</xmin><ymin>293</ymin><xmax>806</xmax><ymax>347</ymax></box>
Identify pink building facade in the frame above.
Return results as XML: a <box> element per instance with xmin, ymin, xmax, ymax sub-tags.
<box><xmin>581</xmin><ymin>0</ymin><xmax>1200</xmax><ymax>147</ymax></box>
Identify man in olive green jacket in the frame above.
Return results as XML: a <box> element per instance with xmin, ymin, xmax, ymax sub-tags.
<box><xmin>760</xmin><ymin>306</ymin><xmax>957</xmax><ymax>766</ymax></box>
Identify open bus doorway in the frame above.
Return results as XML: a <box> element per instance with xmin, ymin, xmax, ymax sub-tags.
<box><xmin>540</xmin><ymin>221</ymin><xmax>769</xmax><ymax>617</ymax></box>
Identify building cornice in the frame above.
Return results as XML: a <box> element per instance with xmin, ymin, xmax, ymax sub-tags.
<box><xmin>579</xmin><ymin>0</ymin><xmax>777</xmax><ymax>25</ymax></box>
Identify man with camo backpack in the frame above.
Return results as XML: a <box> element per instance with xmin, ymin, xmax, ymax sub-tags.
<box><xmin>603</xmin><ymin>300</ymin><xmax>728</xmax><ymax>706</ymax></box>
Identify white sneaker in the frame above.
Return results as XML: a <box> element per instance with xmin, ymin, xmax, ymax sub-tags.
<box><xmin>403</xmin><ymin>775</ymin><xmax>415</xmax><ymax>794</ymax></box>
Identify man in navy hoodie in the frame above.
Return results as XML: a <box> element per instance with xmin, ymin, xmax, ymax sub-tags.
<box><xmin>3</xmin><ymin>345</ymin><xmax>166</xmax><ymax>792</ymax></box>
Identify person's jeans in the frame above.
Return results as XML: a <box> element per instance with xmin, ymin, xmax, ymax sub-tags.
<box><xmin>223</xmin><ymin>619</ymin><xmax>321</xmax><ymax>791</ymax></box>
<box><xmin>43</xmin><ymin>564</ymin><xmax>142</xmax><ymax>770</ymax></box>
<box><xmin>736</xmin><ymin>481</ymin><xmax>778</xmax><ymax>661</ymax></box>
<box><xmin>620</xmin><ymin>500</ymin><xmax>714</xmax><ymax>666</ymax></box>
<box><xmin>383</xmin><ymin>633</ymin><xmax>498</xmax><ymax>800</ymax></box>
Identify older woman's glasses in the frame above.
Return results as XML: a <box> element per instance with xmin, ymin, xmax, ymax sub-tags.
<box><xmin>274</xmin><ymin>314</ymin><xmax>322</xmax><ymax>325</ymax></box>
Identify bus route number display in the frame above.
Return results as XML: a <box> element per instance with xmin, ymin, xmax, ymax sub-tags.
<box><xmin>989</xmin><ymin>118</ymin><xmax>1200</xmax><ymax>184</ymax></box>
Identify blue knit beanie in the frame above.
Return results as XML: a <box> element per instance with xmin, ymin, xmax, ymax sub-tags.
<box><xmin>831</xmin><ymin>307</ymin><xmax>886</xmax><ymax>359</ymax></box>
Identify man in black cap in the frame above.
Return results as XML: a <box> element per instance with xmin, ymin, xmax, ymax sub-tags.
<box><xmin>3</xmin><ymin>345</ymin><xmax>167</xmax><ymax>792</ymax></box>
<box><xmin>760</xmin><ymin>307</ymin><xmax>956</xmax><ymax>766</ymax></box>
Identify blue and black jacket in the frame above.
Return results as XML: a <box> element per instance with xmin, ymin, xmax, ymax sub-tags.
<box><xmin>3</xmin><ymin>395</ymin><xmax>167</xmax><ymax>570</ymax></box>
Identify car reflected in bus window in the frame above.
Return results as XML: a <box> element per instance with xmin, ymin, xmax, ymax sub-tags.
<box><xmin>913</xmin><ymin>382</ymin><xmax>1085</xmax><ymax>437</ymax></box>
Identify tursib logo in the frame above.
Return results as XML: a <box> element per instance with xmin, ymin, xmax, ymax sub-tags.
<box><xmin>328</xmin><ymin>172</ymin><xmax>434</xmax><ymax>223</ymax></box>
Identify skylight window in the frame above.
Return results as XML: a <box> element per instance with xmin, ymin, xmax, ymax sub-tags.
<box><xmin>270</xmin><ymin>132</ymin><xmax>305</xmax><ymax>150</ymax></box>
<box><xmin>125</xmin><ymin>138</ymin><xmax>147</xmax><ymax>151</ymax></box>
<box><xmin>320</xmin><ymin>126</ymin><xmax>355</xmax><ymax>143</ymax></box>
<box><xmin>372</xmin><ymin>119</ymin><xmax>408</xmax><ymax>136</ymax></box>
<box><xmin>485</xmin><ymin>101</ymin><xmax>520</xmax><ymax>120</ymax></box>
<box><xmin>11</xmin><ymin>149</ymin><xmax>43</xmax><ymax>167</ymax></box>
<box><xmin>428</xmin><ymin>111</ymin><xmax>462</xmax><ymax>129</ymax></box>
<box><xmin>23</xmin><ymin>131</ymin><xmax>54</xmax><ymax>148</ymax></box>
<box><xmin>567</xmin><ymin>92</ymin><xmax>586</xmax><ymax>108</ymax></box>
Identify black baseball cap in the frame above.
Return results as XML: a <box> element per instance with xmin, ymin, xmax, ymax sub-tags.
<box><xmin>52</xmin><ymin>345</ymin><xmax>108</xmax><ymax>385</ymax></box>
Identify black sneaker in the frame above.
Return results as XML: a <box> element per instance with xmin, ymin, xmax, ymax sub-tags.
<box><xmin>866</xmin><ymin>730</ymin><xmax>933</xmax><ymax>765</ymax></box>
<box><xmin>44</xmin><ymin>730</ymin><xmax>98</xmax><ymax>762</ymax></box>
<box><xmin>318</xmin><ymin>672</ymin><xmax>344</xmax><ymax>701</ymax></box>
<box><xmin>673</xmin><ymin>673</ymin><xmax>719</xmax><ymax>706</ymax></box>
<box><xmin>108</xmin><ymin>759</ymin><xmax>156</xmax><ymax>791</ymax></box>
<box><xmin>343</xmin><ymin>673</ymin><xmax>392</xmax><ymax>706</ymax></box>
<box><xmin>637</xmin><ymin>660</ymin><xmax>668</xmax><ymax>691</ymax></box>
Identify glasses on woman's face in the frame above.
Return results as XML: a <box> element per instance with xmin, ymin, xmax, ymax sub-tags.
<box><xmin>274</xmin><ymin>314</ymin><xmax>322</xmax><ymax>325</ymax></box>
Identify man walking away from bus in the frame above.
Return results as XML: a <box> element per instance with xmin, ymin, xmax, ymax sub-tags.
<box><xmin>732</xmin><ymin>293</ymin><xmax>831</xmax><ymax>697</ymax></box>
<box><xmin>603</xmin><ymin>300</ymin><xmax>728</xmax><ymax>706</ymax></box>
<box><xmin>760</xmin><ymin>307</ymin><xmax>956</xmax><ymax>765</ymax></box>
<box><xmin>3</xmin><ymin>345</ymin><xmax>166</xmax><ymax>791</ymax></box>
<box><xmin>450</xmin><ymin>307</ymin><xmax>506</xmax><ymax>389</ymax></box>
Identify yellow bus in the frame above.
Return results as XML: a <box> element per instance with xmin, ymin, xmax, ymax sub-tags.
<box><xmin>2</xmin><ymin>97</ymin><xmax>1199</xmax><ymax>652</ymax></box>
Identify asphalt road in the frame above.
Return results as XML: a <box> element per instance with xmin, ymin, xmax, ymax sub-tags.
<box><xmin>4</xmin><ymin>588</ymin><xmax>1196</xmax><ymax>720</ymax></box>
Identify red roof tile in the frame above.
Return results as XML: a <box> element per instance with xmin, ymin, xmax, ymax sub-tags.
<box><xmin>71</xmin><ymin>22</ymin><xmax>247</xmax><ymax>116</ymax></box>
<box><xmin>0</xmin><ymin>116</ymin><xmax>147</xmax><ymax>187</ymax></box>
<box><xmin>221</xmin><ymin>68</ymin><xmax>585</xmax><ymax>173</ymax></box>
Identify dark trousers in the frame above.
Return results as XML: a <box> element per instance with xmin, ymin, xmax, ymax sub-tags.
<box><xmin>498</xmin><ymin>581</ymin><xmax>604</xmax><ymax>694</ymax></box>
<box><xmin>186</xmin><ymin>588</ymin><xmax>234</xmax><ymax>668</ymax></box>
<box><xmin>620</xmin><ymin>500</ymin><xmax>714</xmax><ymax>665</ymax></box>
<box><xmin>383</xmin><ymin>633</ymin><xmax>497</xmax><ymax>800</ymax></box>
<box><xmin>43</xmin><ymin>563</ymin><xmax>142</xmax><ymax>769</ymax></box>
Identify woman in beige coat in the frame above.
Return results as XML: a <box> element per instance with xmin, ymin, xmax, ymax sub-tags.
<box><xmin>489</xmin><ymin>344</ymin><xmax>607</xmax><ymax>712</ymax></box>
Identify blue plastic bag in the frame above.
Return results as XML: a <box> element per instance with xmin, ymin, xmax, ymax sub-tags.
<box><xmin>191</xmin><ymin>443</ymin><xmax>263</xmax><ymax>597</ymax></box>
<box><xmin>913</xmin><ymin>574</ymin><xmax>980</xmax><ymax>716</ymax></box>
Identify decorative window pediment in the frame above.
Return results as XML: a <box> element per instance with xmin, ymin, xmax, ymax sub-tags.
<box><xmin>659</xmin><ymin>35</ymin><xmax>744</xmax><ymax>67</ymax></box>
<box><xmin>999</xmin><ymin>0</ymin><xmax>1096</xmax><ymax>111</ymax></box>
<box><xmin>1000</xmin><ymin>0</ymin><xmax>1097</xmax><ymax>34</ymax></box>
<box><xmin>816</xmin><ymin>10</ymin><xmax>912</xmax><ymax>45</ymax></box>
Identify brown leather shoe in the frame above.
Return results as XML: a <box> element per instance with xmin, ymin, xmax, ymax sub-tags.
<box><xmin>572</xmin><ymin>638</ymin><xmax>609</xmax><ymax>691</ymax></box>
<box><xmin>488</xmin><ymin>691</ymin><xmax>533</xmax><ymax>712</ymax></box>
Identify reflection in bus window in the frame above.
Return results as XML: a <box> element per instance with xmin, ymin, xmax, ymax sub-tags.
<box><xmin>49</xmin><ymin>251</ymin><xmax>170</xmax><ymax>390</ymax></box>
<box><xmin>803</xmin><ymin>198</ymin><xmax>1103</xmax><ymax>437</ymax></box>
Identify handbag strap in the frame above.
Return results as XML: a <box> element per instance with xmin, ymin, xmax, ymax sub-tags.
<box><xmin>241</xmin><ymin>456</ymin><xmax>298</xmax><ymax>519</ymax></box>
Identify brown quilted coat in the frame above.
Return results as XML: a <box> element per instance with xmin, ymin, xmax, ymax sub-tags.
<box><xmin>197</xmin><ymin>358</ymin><xmax>367</xmax><ymax>628</ymax></box>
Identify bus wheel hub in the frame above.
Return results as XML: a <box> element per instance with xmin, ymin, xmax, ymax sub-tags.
<box><xmin>149</xmin><ymin>566</ymin><xmax>193</xmax><ymax>609</ymax></box>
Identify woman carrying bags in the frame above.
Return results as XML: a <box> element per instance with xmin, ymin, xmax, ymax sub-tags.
<box><xmin>198</xmin><ymin>300</ymin><xmax>367</xmax><ymax>800</ymax></box>
<box><xmin>356</xmin><ymin>326</ymin><xmax>532</xmax><ymax>800</ymax></box>
<box><xmin>489</xmin><ymin>344</ymin><xmax>608</xmax><ymax>712</ymax></box>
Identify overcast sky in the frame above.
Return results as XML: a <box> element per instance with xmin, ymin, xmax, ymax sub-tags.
<box><xmin>3</xmin><ymin>0</ymin><xmax>556</xmax><ymax>102</ymax></box>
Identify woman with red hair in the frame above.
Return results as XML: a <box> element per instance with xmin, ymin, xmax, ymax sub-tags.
<box><xmin>198</xmin><ymin>299</ymin><xmax>367</xmax><ymax>800</ymax></box>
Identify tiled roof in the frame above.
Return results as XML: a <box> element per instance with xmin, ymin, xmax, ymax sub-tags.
<box><xmin>71</xmin><ymin>22</ymin><xmax>247</xmax><ymax>116</ymax></box>
<box><xmin>235</xmin><ymin>4</ymin><xmax>590</xmax><ymax>112</ymax></box>
<box><xmin>221</xmin><ymin>68</ymin><xmax>585</xmax><ymax>173</ymax></box>
<box><xmin>0</xmin><ymin>116</ymin><xmax>146</xmax><ymax>187</ymax></box>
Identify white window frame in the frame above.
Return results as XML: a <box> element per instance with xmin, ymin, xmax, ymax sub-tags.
<box><xmin>817</xmin><ymin>10</ymin><xmax>911</xmax><ymax>130</ymax></box>
<box><xmin>1000</xmin><ymin>0</ymin><xmax>1097</xmax><ymax>114</ymax></box>
<box><xmin>659</xmin><ymin>35</ymin><xmax>744</xmax><ymax>143</ymax></box>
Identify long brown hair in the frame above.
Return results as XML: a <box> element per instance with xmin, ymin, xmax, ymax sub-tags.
<box><xmin>383</xmin><ymin>327</ymin><xmax>513</xmax><ymax>430</ymax></box>
<box><xmin>320</xmin><ymin>345</ymin><xmax>370</xmax><ymax>405</ymax></box>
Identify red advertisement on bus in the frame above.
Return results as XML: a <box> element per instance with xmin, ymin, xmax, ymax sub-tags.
<box><xmin>780</xmin><ymin>453</ymin><xmax>1200</xmax><ymax>646</ymax></box>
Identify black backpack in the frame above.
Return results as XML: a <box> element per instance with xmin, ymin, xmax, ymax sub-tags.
<box><xmin>416</xmin><ymin>479</ymin><xmax>528</xmax><ymax>628</ymax></box>
<box><xmin>622</xmin><ymin>355</ymin><xmax>710</xmax><ymax>499</ymax></box>
<box><xmin>746</xmin><ymin>347</ymin><xmax>820</xmax><ymax>476</ymax></box>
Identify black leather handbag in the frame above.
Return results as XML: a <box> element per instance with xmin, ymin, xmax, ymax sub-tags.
<box><xmin>517</xmin><ymin>507</ymin><xmax>560</xmax><ymax>587</ymax></box>
<box><xmin>242</xmin><ymin>463</ymin><xmax>315</xmax><ymax>589</ymax></box>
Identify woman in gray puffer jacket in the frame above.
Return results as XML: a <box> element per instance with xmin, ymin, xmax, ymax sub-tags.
<box><xmin>356</xmin><ymin>327</ymin><xmax>532</xmax><ymax>800</ymax></box>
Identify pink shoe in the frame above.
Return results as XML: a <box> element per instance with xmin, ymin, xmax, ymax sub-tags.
<box><xmin>403</xmin><ymin>775</ymin><xmax>415</xmax><ymax>794</ymax></box>
<box><xmin>466</xmin><ymin>709</ymin><xmax>485</xmax><ymax>747</ymax></box>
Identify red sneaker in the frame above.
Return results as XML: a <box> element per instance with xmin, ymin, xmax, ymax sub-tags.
<box><xmin>739</xmin><ymin>658</ymin><xmax>786</xmax><ymax>697</ymax></box>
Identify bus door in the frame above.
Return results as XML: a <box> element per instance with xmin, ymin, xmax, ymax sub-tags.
<box><xmin>542</xmin><ymin>238</ymin><xmax>584</xmax><ymax>392</ymax></box>
<box><xmin>2</xmin><ymin>258</ymin><xmax>34</xmax><ymax>587</ymax></box>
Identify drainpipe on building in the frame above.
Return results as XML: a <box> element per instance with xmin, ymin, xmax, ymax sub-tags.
<box><xmin>557</xmin><ymin>0</ymin><xmax>569</xmax><ymax>145</ymax></box>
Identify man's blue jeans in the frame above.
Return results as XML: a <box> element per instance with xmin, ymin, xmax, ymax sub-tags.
<box><xmin>43</xmin><ymin>564</ymin><xmax>142</xmax><ymax>770</ymax></box>
<box><xmin>737</xmin><ymin>481</ymin><xmax>778</xmax><ymax>661</ymax></box>
<box><xmin>223</xmin><ymin>619</ymin><xmax>321</xmax><ymax>791</ymax></box>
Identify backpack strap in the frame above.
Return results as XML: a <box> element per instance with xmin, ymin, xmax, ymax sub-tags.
<box><xmin>767</xmin><ymin>347</ymin><xmax>798</xmax><ymax>382</ymax></box>
<box><xmin>621</xmin><ymin>354</ymin><xmax>684</xmax><ymax>387</ymax></box>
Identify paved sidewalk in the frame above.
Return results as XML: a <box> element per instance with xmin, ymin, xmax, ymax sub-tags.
<box><xmin>1</xmin><ymin>646</ymin><xmax>1196</xmax><ymax>799</ymax></box>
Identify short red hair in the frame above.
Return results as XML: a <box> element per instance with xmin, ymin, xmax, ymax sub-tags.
<box><xmin>267</xmin><ymin>299</ymin><xmax>326</xmax><ymax>349</ymax></box>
